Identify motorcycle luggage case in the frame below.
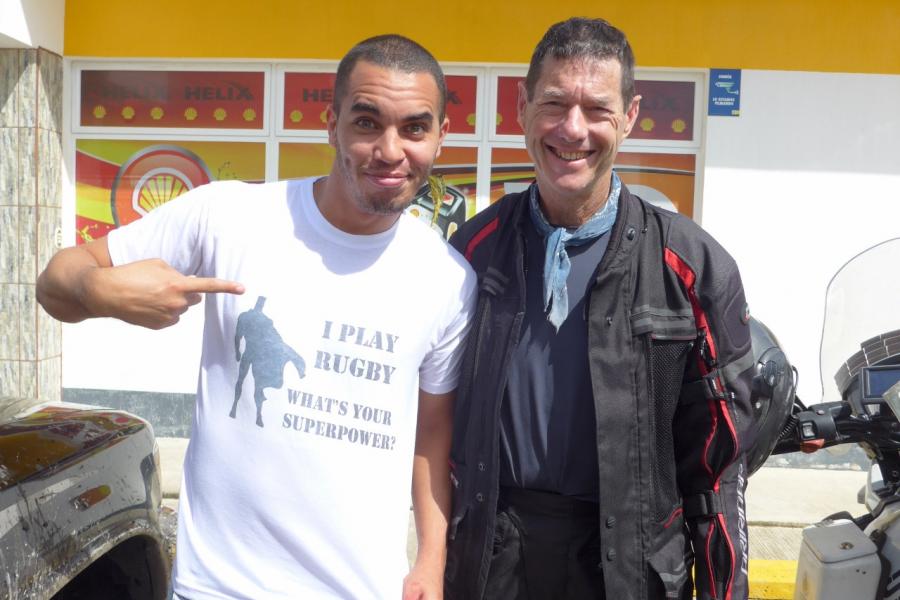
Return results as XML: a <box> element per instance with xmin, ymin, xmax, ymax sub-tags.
<box><xmin>794</xmin><ymin>519</ymin><xmax>880</xmax><ymax>600</ymax></box>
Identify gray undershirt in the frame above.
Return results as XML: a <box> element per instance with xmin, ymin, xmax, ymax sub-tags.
<box><xmin>499</xmin><ymin>215</ymin><xmax>610</xmax><ymax>501</ymax></box>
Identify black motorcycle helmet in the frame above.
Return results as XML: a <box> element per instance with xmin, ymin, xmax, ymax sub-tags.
<box><xmin>746</xmin><ymin>317</ymin><xmax>797</xmax><ymax>474</ymax></box>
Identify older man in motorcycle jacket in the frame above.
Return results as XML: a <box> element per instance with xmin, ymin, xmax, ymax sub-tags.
<box><xmin>445</xmin><ymin>17</ymin><xmax>755</xmax><ymax>600</ymax></box>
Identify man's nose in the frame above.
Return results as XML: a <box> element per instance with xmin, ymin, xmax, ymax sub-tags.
<box><xmin>559</xmin><ymin>106</ymin><xmax>588</xmax><ymax>142</ymax></box>
<box><xmin>374</xmin><ymin>129</ymin><xmax>404</xmax><ymax>163</ymax></box>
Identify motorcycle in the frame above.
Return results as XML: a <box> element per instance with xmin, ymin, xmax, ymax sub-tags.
<box><xmin>767</xmin><ymin>237</ymin><xmax>900</xmax><ymax>600</ymax></box>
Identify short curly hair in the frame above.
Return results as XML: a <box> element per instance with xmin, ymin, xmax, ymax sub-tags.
<box><xmin>524</xmin><ymin>18</ymin><xmax>636</xmax><ymax>109</ymax></box>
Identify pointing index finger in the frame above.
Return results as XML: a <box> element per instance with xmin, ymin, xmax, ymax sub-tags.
<box><xmin>184</xmin><ymin>277</ymin><xmax>245</xmax><ymax>295</ymax></box>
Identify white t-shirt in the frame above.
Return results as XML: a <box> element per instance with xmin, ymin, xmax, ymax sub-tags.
<box><xmin>108</xmin><ymin>178</ymin><xmax>477</xmax><ymax>599</ymax></box>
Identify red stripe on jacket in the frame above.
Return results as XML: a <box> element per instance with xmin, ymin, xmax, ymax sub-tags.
<box><xmin>664</xmin><ymin>247</ymin><xmax>739</xmax><ymax>600</ymax></box>
<box><xmin>464</xmin><ymin>217</ymin><xmax>499</xmax><ymax>262</ymax></box>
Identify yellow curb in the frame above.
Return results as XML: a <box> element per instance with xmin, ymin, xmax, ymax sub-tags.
<box><xmin>749</xmin><ymin>559</ymin><xmax>797</xmax><ymax>599</ymax></box>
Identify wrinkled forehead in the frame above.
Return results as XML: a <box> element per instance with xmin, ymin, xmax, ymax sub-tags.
<box><xmin>530</xmin><ymin>56</ymin><xmax>625</xmax><ymax>105</ymax></box>
<box><xmin>535</xmin><ymin>55</ymin><xmax>623</xmax><ymax>87</ymax></box>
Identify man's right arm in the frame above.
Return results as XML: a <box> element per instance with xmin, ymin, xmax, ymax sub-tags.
<box><xmin>36</xmin><ymin>236</ymin><xmax>244</xmax><ymax>330</ymax></box>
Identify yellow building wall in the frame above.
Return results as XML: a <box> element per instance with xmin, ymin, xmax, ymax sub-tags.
<box><xmin>65</xmin><ymin>0</ymin><xmax>900</xmax><ymax>74</ymax></box>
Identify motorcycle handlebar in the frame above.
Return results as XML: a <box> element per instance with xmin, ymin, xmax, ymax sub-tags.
<box><xmin>771</xmin><ymin>399</ymin><xmax>900</xmax><ymax>455</ymax></box>
<box><xmin>772</xmin><ymin>401</ymin><xmax>849</xmax><ymax>455</ymax></box>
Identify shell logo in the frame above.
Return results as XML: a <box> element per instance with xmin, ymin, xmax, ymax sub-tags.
<box><xmin>150</xmin><ymin>107</ymin><xmax>164</xmax><ymax>120</ymax></box>
<box><xmin>121</xmin><ymin>106</ymin><xmax>135</xmax><ymax>120</ymax></box>
<box><xmin>243</xmin><ymin>108</ymin><xmax>256</xmax><ymax>122</ymax></box>
<box><xmin>214</xmin><ymin>108</ymin><xmax>227</xmax><ymax>121</ymax></box>
<box><xmin>92</xmin><ymin>105</ymin><xmax>106</xmax><ymax>119</ymax></box>
<box><xmin>639</xmin><ymin>117</ymin><xmax>655</xmax><ymax>132</ymax></box>
<box><xmin>671</xmin><ymin>119</ymin><xmax>687</xmax><ymax>134</ymax></box>
<box><xmin>134</xmin><ymin>169</ymin><xmax>191</xmax><ymax>214</ymax></box>
<box><xmin>466</xmin><ymin>113</ymin><xmax>476</xmax><ymax>127</ymax></box>
<box><xmin>319</xmin><ymin>110</ymin><xmax>328</xmax><ymax>124</ymax></box>
<box><xmin>184</xmin><ymin>107</ymin><xmax>198</xmax><ymax>121</ymax></box>
<box><xmin>110</xmin><ymin>145</ymin><xmax>213</xmax><ymax>227</ymax></box>
<box><xmin>496</xmin><ymin>113</ymin><xmax>503</xmax><ymax>126</ymax></box>
<box><xmin>290</xmin><ymin>110</ymin><xmax>303</xmax><ymax>123</ymax></box>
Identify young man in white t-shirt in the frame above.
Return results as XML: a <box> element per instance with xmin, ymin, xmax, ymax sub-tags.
<box><xmin>37</xmin><ymin>35</ymin><xmax>476</xmax><ymax>600</ymax></box>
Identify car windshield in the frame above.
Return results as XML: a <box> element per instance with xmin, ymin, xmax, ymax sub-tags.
<box><xmin>819</xmin><ymin>238</ymin><xmax>900</xmax><ymax>403</ymax></box>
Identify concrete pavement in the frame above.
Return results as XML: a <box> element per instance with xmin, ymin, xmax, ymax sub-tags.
<box><xmin>157</xmin><ymin>437</ymin><xmax>871</xmax><ymax>599</ymax></box>
<box><xmin>744</xmin><ymin>467</ymin><xmax>868</xmax><ymax>599</ymax></box>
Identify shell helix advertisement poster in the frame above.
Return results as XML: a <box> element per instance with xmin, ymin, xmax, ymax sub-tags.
<box><xmin>75</xmin><ymin>140</ymin><xmax>266</xmax><ymax>244</ymax></box>
<box><xmin>79</xmin><ymin>70</ymin><xmax>265</xmax><ymax>130</ymax></box>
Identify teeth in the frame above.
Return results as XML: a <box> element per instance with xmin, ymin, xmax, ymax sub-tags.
<box><xmin>553</xmin><ymin>149</ymin><xmax>591</xmax><ymax>161</ymax></box>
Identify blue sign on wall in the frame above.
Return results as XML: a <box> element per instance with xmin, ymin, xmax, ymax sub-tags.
<box><xmin>709</xmin><ymin>69</ymin><xmax>741</xmax><ymax>116</ymax></box>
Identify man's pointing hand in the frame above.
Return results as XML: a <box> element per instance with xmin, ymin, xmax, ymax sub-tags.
<box><xmin>84</xmin><ymin>259</ymin><xmax>245</xmax><ymax>330</ymax></box>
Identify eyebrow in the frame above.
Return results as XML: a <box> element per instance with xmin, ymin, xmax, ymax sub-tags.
<box><xmin>350</xmin><ymin>101</ymin><xmax>380</xmax><ymax>115</ymax></box>
<box><xmin>348</xmin><ymin>102</ymin><xmax>433</xmax><ymax>124</ymax></box>
<box><xmin>540</xmin><ymin>89</ymin><xmax>567</xmax><ymax>100</ymax></box>
<box><xmin>540</xmin><ymin>88</ymin><xmax>614</xmax><ymax>105</ymax></box>
<box><xmin>403</xmin><ymin>111</ymin><xmax>434</xmax><ymax>123</ymax></box>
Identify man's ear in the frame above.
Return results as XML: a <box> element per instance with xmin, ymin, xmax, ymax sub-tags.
<box><xmin>516</xmin><ymin>80</ymin><xmax>529</xmax><ymax>131</ymax></box>
<box><xmin>326</xmin><ymin>104</ymin><xmax>338</xmax><ymax>146</ymax></box>
<box><xmin>622</xmin><ymin>95</ymin><xmax>641</xmax><ymax>138</ymax></box>
<box><xmin>435</xmin><ymin>116</ymin><xmax>450</xmax><ymax>158</ymax></box>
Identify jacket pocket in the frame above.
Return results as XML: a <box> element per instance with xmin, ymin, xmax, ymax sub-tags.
<box><xmin>481</xmin><ymin>509</ymin><xmax>524</xmax><ymax>599</ymax></box>
<box><xmin>647</xmin><ymin>520</ymin><xmax>694</xmax><ymax>600</ymax></box>
<box><xmin>445</xmin><ymin>501</ymin><xmax>468</xmax><ymax>584</ymax></box>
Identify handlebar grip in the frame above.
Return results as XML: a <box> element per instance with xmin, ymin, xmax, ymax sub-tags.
<box><xmin>771</xmin><ymin>401</ymin><xmax>849</xmax><ymax>455</ymax></box>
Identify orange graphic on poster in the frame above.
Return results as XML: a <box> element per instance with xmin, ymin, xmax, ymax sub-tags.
<box><xmin>80</xmin><ymin>70</ymin><xmax>265</xmax><ymax>129</ymax></box>
<box><xmin>278</xmin><ymin>142</ymin><xmax>336</xmax><ymax>180</ymax></box>
<box><xmin>75</xmin><ymin>140</ymin><xmax>266</xmax><ymax>244</ymax></box>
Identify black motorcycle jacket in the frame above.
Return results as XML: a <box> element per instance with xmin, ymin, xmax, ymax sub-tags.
<box><xmin>446</xmin><ymin>184</ymin><xmax>755</xmax><ymax>600</ymax></box>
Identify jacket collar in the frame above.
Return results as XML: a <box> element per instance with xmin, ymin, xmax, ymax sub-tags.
<box><xmin>599</xmin><ymin>182</ymin><xmax>645</xmax><ymax>272</ymax></box>
<box><xmin>480</xmin><ymin>181</ymin><xmax>647</xmax><ymax>296</ymax></box>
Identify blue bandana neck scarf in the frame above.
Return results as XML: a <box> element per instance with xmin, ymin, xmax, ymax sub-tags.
<box><xmin>528</xmin><ymin>172</ymin><xmax>621</xmax><ymax>331</ymax></box>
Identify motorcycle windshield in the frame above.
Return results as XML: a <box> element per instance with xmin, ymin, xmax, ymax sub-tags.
<box><xmin>819</xmin><ymin>238</ymin><xmax>900</xmax><ymax>404</ymax></box>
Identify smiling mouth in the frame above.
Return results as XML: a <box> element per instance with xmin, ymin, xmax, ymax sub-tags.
<box><xmin>365</xmin><ymin>173</ymin><xmax>409</xmax><ymax>187</ymax></box>
<box><xmin>549</xmin><ymin>146</ymin><xmax>594</xmax><ymax>162</ymax></box>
